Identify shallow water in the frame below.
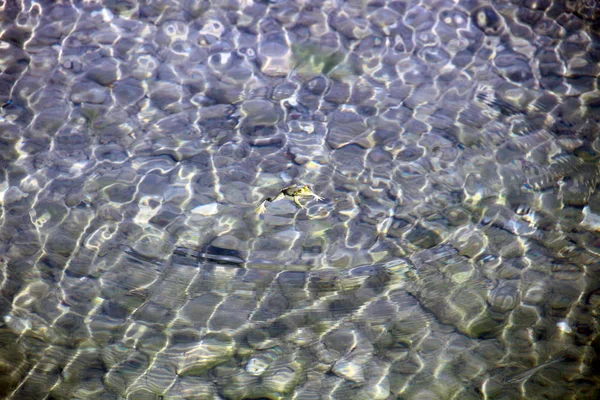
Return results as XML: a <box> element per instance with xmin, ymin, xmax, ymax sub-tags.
<box><xmin>1</xmin><ymin>0</ymin><xmax>600</xmax><ymax>399</ymax></box>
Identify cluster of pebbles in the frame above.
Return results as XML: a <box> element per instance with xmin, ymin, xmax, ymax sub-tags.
<box><xmin>1</xmin><ymin>0</ymin><xmax>600</xmax><ymax>399</ymax></box>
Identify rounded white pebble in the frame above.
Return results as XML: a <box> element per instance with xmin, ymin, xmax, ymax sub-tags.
<box><xmin>191</xmin><ymin>203</ymin><xmax>219</xmax><ymax>216</ymax></box>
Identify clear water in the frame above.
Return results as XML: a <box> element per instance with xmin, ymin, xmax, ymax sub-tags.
<box><xmin>0</xmin><ymin>0</ymin><xmax>599</xmax><ymax>399</ymax></box>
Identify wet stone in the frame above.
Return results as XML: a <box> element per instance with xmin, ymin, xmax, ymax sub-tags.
<box><xmin>191</xmin><ymin>203</ymin><xmax>219</xmax><ymax>216</ymax></box>
<box><xmin>45</xmin><ymin>234</ymin><xmax>77</xmax><ymax>257</ymax></box>
<box><xmin>177</xmin><ymin>336</ymin><xmax>231</xmax><ymax>376</ymax></box>
<box><xmin>505</xmin><ymin>64</ymin><xmax>535</xmax><ymax>88</ymax></box>
<box><xmin>472</xmin><ymin>6</ymin><xmax>505</xmax><ymax>36</ymax></box>
<box><xmin>240</xmin><ymin>99</ymin><xmax>279</xmax><ymax>127</ymax></box>
<box><xmin>102</xmin><ymin>300</ymin><xmax>131</xmax><ymax>320</ymax></box>
<box><xmin>333</xmin><ymin>145</ymin><xmax>367</xmax><ymax>175</ymax></box>
<box><xmin>405</xmin><ymin>5</ymin><xmax>435</xmax><ymax>31</ymax></box>
<box><xmin>252</xmin><ymin>293</ymin><xmax>290</xmax><ymax>322</ymax></box>
<box><xmin>419</xmin><ymin>46</ymin><xmax>451</xmax><ymax>65</ymax></box>
<box><xmin>453</xmin><ymin>228</ymin><xmax>486</xmax><ymax>258</ymax></box>
<box><xmin>510</xmin><ymin>306</ymin><xmax>540</xmax><ymax>327</ymax></box>
<box><xmin>210</xmin><ymin>235</ymin><xmax>246</xmax><ymax>254</ymax></box>
<box><xmin>112</xmin><ymin>78</ymin><xmax>145</xmax><ymax>106</ymax></box>
<box><xmin>405</xmin><ymin>224</ymin><xmax>442</xmax><ymax>249</ymax></box>
<box><xmin>105</xmin><ymin>184</ymin><xmax>136</xmax><ymax>203</ymax></box>
<box><xmin>149</xmin><ymin>82</ymin><xmax>183</xmax><ymax>110</ymax></box>
<box><xmin>260</xmin><ymin>32</ymin><xmax>289</xmax><ymax>57</ymax></box>
<box><xmin>131</xmin><ymin>54</ymin><xmax>159</xmax><ymax>80</ymax></box>
<box><xmin>55</xmin><ymin>313</ymin><xmax>88</xmax><ymax>342</ymax></box>
<box><xmin>396</xmin><ymin>145</ymin><xmax>424</xmax><ymax>162</ymax></box>
<box><xmin>548</xmin><ymin>283</ymin><xmax>580</xmax><ymax>312</ymax></box>
<box><xmin>85</xmin><ymin>58</ymin><xmax>118</xmax><ymax>86</ymax></box>
<box><xmin>208</xmin><ymin>294</ymin><xmax>257</xmax><ymax>330</ymax></box>
<box><xmin>94</xmin><ymin>145</ymin><xmax>129</xmax><ymax>162</ymax></box>
<box><xmin>467</xmin><ymin>314</ymin><xmax>505</xmax><ymax>338</ymax></box>
<box><xmin>3</xmin><ymin>187</ymin><xmax>29</xmax><ymax>204</ymax></box>
<box><xmin>138</xmin><ymin>173</ymin><xmax>169</xmax><ymax>195</ymax></box>
<box><xmin>30</xmin><ymin>108</ymin><xmax>69</xmax><ymax>135</ymax></box>
<box><xmin>551</xmin><ymin>263</ymin><xmax>584</xmax><ymax>280</ymax></box>
<box><xmin>445</xmin><ymin>263</ymin><xmax>474</xmax><ymax>284</ymax></box>
<box><xmin>329</xmin><ymin>11</ymin><xmax>369</xmax><ymax>40</ymax></box>
<box><xmin>326</xmin><ymin>110</ymin><xmax>369</xmax><ymax>149</ymax></box>
<box><xmin>325</xmin><ymin>80</ymin><xmax>351</xmax><ymax>104</ymax></box>
<box><xmin>369</xmin><ymin>8</ymin><xmax>401</xmax><ymax>35</ymax></box>
<box><xmin>202</xmin><ymin>76</ymin><xmax>242</xmax><ymax>102</ymax></box>
<box><xmin>70</xmin><ymin>81</ymin><xmax>109</xmax><ymax>104</ymax></box>
<box><xmin>182</xmin><ymin>293</ymin><xmax>223</xmax><ymax>324</ymax></box>
<box><xmin>149</xmin><ymin>206</ymin><xmax>181</xmax><ymax>227</ymax></box>
<box><xmin>562</xmin><ymin>179</ymin><xmax>595</xmax><ymax>206</ymax></box>
<box><xmin>134</xmin><ymin>301</ymin><xmax>174</xmax><ymax>324</ymax></box>
<box><xmin>488</xmin><ymin>282</ymin><xmax>519</xmax><ymax>312</ymax></box>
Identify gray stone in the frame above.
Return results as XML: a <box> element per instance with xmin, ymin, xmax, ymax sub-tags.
<box><xmin>138</xmin><ymin>172</ymin><xmax>169</xmax><ymax>195</ymax></box>
<box><xmin>405</xmin><ymin>6</ymin><xmax>435</xmax><ymax>31</ymax></box>
<box><xmin>3</xmin><ymin>187</ymin><xmax>28</xmax><ymax>204</ymax></box>
<box><xmin>131</xmin><ymin>54</ymin><xmax>159</xmax><ymax>80</ymax></box>
<box><xmin>85</xmin><ymin>58</ymin><xmax>119</xmax><ymax>86</ymax></box>
<box><xmin>94</xmin><ymin>144</ymin><xmax>129</xmax><ymax>162</ymax></box>
<box><xmin>112</xmin><ymin>78</ymin><xmax>145</xmax><ymax>106</ymax></box>
<box><xmin>30</xmin><ymin>107</ymin><xmax>69</xmax><ymax>134</ymax></box>
<box><xmin>178</xmin><ymin>333</ymin><xmax>234</xmax><ymax>376</ymax></box>
<box><xmin>55</xmin><ymin>127</ymin><xmax>90</xmax><ymax>149</ymax></box>
<box><xmin>211</xmin><ymin>235</ymin><xmax>246</xmax><ymax>253</ymax></box>
<box><xmin>259</xmin><ymin>32</ymin><xmax>289</xmax><ymax>57</ymax></box>
<box><xmin>45</xmin><ymin>234</ymin><xmax>77</xmax><ymax>257</ymax></box>
<box><xmin>241</xmin><ymin>99</ymin><xmax>280</xmax><ymax>129</ymax></box>
<box><xmin>329</xmin><ymin>11</ymin><xmax>369</xmax><ymax>40</ymax></box>
<box><xmin>326</xmin><ymin>110</ymin><xmax>369</xmax><ymax>149</ymax></box>
<box><xmin>488</xmin><ymin>282</ymin><xmax>519</xmax><ymax>312</ymax></box>
<box><xmin>104</xmin><ymin>184</ymin><xmax>135</xmax><ymax>203</ymax></box>
<box><xmin>70</xmin><ymin>81</ymin><xmax>109</xmax><ymax>104</ymax></box>
<box><xmin>150</xmin><ymin>81</ymin><xmax>183</xmax><ymax>110</ymax></box>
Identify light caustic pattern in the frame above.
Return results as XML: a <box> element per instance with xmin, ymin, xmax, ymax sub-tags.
<box><xmin>0</xmin><ymin>0</ymin><xmax>600</xmax><ymax>399</ymax></box>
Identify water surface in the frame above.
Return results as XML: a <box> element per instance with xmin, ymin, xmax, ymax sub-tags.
<box><xmin>1</xmin><ymin>0</ymin><xmax>599</xmax><ymax>399</ymax></box>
